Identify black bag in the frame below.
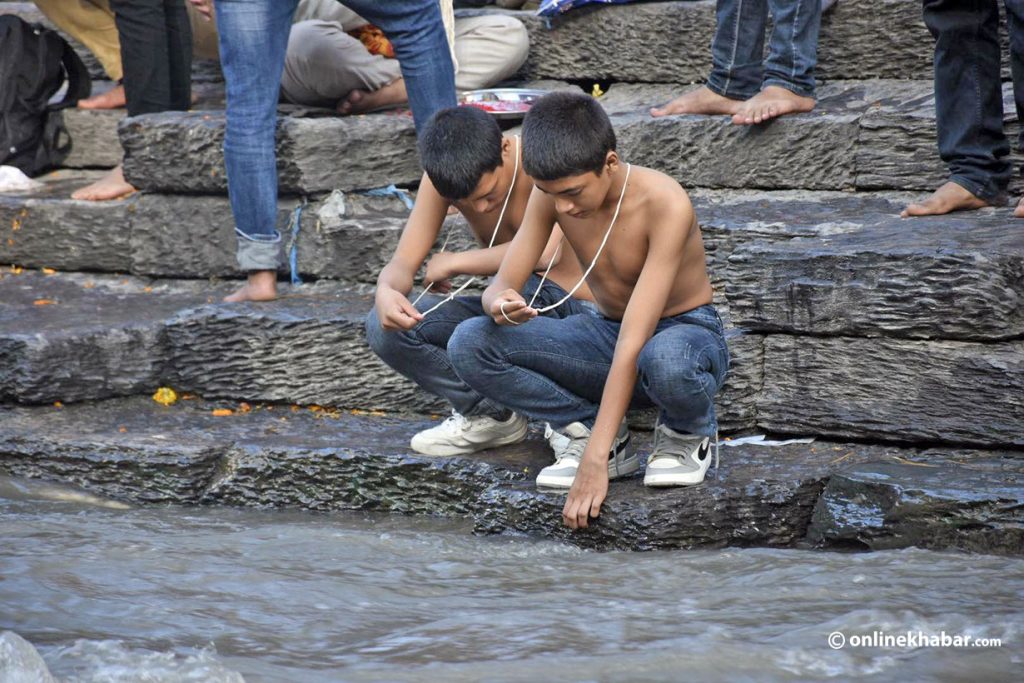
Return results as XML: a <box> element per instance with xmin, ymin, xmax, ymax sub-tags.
<box><xmin>0</xmin><ymin>15</ymin><xmax>91</xmax><ymax>176</ymax></box>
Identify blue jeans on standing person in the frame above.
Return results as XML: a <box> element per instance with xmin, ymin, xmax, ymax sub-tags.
<box><xmin>448</xmin><ymin>304</ymin><xmax>730</xmax><ymax>438</ymax></box>
<box><xmin>365</xmin><ymin>276</ymin><xmax>595</xmax><ymax>419</ymax></box>
<box><xmin>213</xmin><ymin>0</ymin><xmax>457</xmax><ymax>271</ymax></box>
<box><xmin>706</xmin><ymin>0</ymin><xmax>822</xmax><ymax>100</ymax></box>
<box><xmin>923</xmin><ymin>0</ymin><xmax>1024</xmax><ymax>203</ymax></box>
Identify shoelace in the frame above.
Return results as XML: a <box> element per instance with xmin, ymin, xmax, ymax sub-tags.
<box><xmin>440</xmin><ymin>410</ymin><xmax>469</xmax><ymax>434</ymax></box>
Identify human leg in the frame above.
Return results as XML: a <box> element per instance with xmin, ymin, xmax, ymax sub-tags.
<box><xmin>1005</xmin><ymin>0</ymin><xmax>1024</xmax><ymax>216</ymax></box>
<box><xmin>33</xmin><ymin>0</ymin><xmax>123</xmax><ymax>81</ymax></box>
<box><xmin>451</xmin><ymin>15</ymin><xmax>529</xmax><ymax>92</ymax></box>
<box><xmin>732</xmin><ymin>0</ymin><xmax>820</xmax><ymax>125</ymax></box>
<box><xmin>163</xmin><ymin>0</ymin><xmax>192</xmax><ymax>112</ymax></box>
<box><xmin>905</xmin><ymin>0</ymin><xmax>1008</xmax><ymax>217</ymax></box>
<box><xmin>214</xmin><ymin>0</ymin><xmax>298</xmax><ymax>300</ymax></box>
<box><xmin>652</xmin><ymin>0</ymin><xmax>764</xmax><ymax>117</ymax></box>
<box><xmin>280</xmin><ymin>21</ymin><xmax>400</xmax><ymax>108</ymax></box>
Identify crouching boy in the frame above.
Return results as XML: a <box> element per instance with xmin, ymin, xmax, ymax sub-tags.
<box><xmin>448</xmin><ymin>92</ymin><xmax>729</xmax><ymax>529</ymax></box>
<box><xmin>366</xmin><ymin>105</ymin><xmax>595</xmax><ymax>456</ymax></box>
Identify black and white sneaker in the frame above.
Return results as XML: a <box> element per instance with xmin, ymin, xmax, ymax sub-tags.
<box><xmin>643</xmin><ymin>422</ymin><xmax>714</xmax><ymax>487</ymax></box>
<box><xmin>536</xmin><ymin>419</ymin><xmax>637</xmax><ymax>488</ymax></box>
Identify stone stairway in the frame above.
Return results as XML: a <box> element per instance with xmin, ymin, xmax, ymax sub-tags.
<box><xmin>2</xmin><ymin>0</ymin><xmax>1022</xmax><ymax>553</ymax></box>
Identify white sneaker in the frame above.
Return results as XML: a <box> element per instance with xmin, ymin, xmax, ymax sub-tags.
<box><xmin>411</xmin><ymin>410</ymin><xmax>528</xmax><ymax>456</ymax></box>
<box><xmin>643</xmin><ymin>422</ymin><xmax>715</xmax><ymax>487</ymax></box>
<box><xmin>537</xmin><ymin>419</ymin><xmax>637</xmax><ymax>488</ymax></box>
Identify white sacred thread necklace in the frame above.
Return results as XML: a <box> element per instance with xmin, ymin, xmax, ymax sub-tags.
<box><xmin>413</xmin><ymin>135</ymin><xmax>520</xmax><ymax>316</ymax></box>
<box><xmin>501</xmin><ymin>163</ymin><xmax>632</xmax><ymax>325</ymax></box>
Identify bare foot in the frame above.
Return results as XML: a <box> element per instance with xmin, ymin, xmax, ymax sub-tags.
<box><xmin>224</xmin><ymin>270</ymin><xmax>278</xmax><ymax>303</ymax></box>
<box><xmin>78</xmin><ymin>84</ymin><xmax>126</xmax><ymax>110</ymax></box>
<box><xmin>650</xmin><ymin>86</ymin><xmax>742</xmax><ymax>117</ymax></box>
<box><xmin>901</xmin><ymin>182</ymin><xmax>991</xmax><ymax>218</ymax></box>
<box><xmin>70</xmin><ymin>165</ymin><xmax>136</xmax><ymax>201</ymax></box>
<box><xmin>732</xmin><ymin>85</ymin><xmax>815</xmax><ymax>125</ymax></box>
<box><xmin>337</xmin><ymin>78</ymin><xmax>408</xmax><ymax>115</ymax></box>
<box><xmin>1015</xmin><ymin>196</ymin><xmax>1024</xmax><ymax>218</ymax></box>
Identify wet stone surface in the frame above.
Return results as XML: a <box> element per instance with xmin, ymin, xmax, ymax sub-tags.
<box><xmin>2</xmin><ymin>397</ymin><xmax>1021</xmax><ymax>554</ymax></box>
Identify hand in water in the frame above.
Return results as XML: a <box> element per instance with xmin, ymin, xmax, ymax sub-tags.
<box><xmin>490</xmin><ymin>289</ymin><xmax>537</xmax><ymax>326</ymax></box>
<box><xmin>563</xmin><ymin>457</ymin><xmax>608</xmax><ymax>529</ymax></box>
<box><xmin>375</xmin><ymin>287</ymin><xmax>423</xmax><ymax>331</ymax></box>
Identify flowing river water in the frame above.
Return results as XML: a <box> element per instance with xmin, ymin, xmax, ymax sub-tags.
<box><xmin>0</xmin><ymin>476</ymin><xmax>1021</xmax><ymax>682</ymax></box>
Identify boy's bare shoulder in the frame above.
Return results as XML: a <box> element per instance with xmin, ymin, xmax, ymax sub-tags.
<box><xmin>630</xmin><ymin>165</ymin><xmax>693</xmax><ymax>223</ymax></box>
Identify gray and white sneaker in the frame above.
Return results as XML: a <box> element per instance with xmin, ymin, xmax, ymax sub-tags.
<box><xmin>643</xmin><ymin>422</ymin><xmax>715</xmax><ymax>487</ymax></box>
<box><xmin>537</xmin><ymin>419</ymin><xmax>638</xmax><ymax>488</ymax></box>
<box><xmin>411</xmin><ymin>410</ymin><xmax>528</xmax><ymax>456</ymax></box>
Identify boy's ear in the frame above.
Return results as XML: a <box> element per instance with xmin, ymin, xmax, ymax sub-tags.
<box><xmin>501</xmin><ymin>136</ymin><xmax>514</xmax><ymax>161</ymax></box>
<box><xmin>604</xmin><ymin>150</ymin><xmax>620</xmax><ymax>174</ymax></box>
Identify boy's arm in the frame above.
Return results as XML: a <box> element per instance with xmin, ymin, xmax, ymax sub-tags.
<box><xmin>481</xmin><ymin>187</ymin><xmax>558</xmax><ymax>325</ymax></box>
<box><xmin>374</xmin><ymin>173</ymin><xmax>449</xmax><ymax>331</ymax></box>
<box><xmin>425</xmin><ymin>224</ymin><xmax>566</xmax><ymax>282</ymax></box>
<box><xmin>562</xmin><ymin>194</ymin><xmax>694</xmax><ymax>530</ymax></box>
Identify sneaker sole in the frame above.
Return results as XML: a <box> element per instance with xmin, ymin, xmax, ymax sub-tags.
<box><xmin>643</xmin><ymin>469</ymin><xmax>708</xmax><ymax>487</ymax></box>
<box><xmin>410</xmin><ymin>423</ymin><xmax>528</xmax><ymax>457</ymax></box>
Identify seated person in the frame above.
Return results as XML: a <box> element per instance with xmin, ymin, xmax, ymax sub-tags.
<box><xmin>366</xmin><ymin>105</ymin><xmax>593</xmax><ymax>456</ymax></box>
<box><xmin>282</xmin><ymin>1</ymin><xmax>529</xmax><ymax>113</ymax></box>
<box><xmin>448</xmin><ymin>92</ymin><xmax>730</xmax><ymax>530</ymax></box>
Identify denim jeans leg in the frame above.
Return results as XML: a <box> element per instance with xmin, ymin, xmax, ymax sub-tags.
<box><xmin>762</xmin><ymin>0</ymin><xmax>821</xmax><ymax>98</ymax></box>
<box><xmin>707</xmin><ymin>0</ymin><xmax>769</xmax><ymax>100</ymax></box>
<box><xmin>449</xmin><ymin>314</ymin><xmax>645</xmax><ymax>428</ymax></box>
<box><xmin>366</xmin><ymin>294</ymin><xmax>511</xmax><ymax>417</ymax></box>
<box><xmin>1005</xmin><ymin>0</ymin><xmax>1024</xmax><ymax>159</ymax></box>
<box><xmin>636</xmin><ymin>307</ymin><xmax>730</xmax><ymax>438</ymax></box>
<box><xmin>214</xmin><ymin>0</ymin><xmax>297</xmax><ymax>272</ymax></box>
<box><xmin>338</xmin><ymin>0</ymin><xmax>457</xmax><ymax>132</ymax></box>
<box><xmin>923</xmin><ymin>0</ymin><xmax>1009</xmax><ymax>201</ymax></box>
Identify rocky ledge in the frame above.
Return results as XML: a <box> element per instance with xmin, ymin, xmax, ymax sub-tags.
<box><xmin>0</xmin><ymin>397</ymin><xmax>1020</xmax><ymax>555</ymax></box>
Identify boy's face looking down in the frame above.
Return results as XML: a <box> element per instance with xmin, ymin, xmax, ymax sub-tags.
<box><xmin>450</xmin><ymin>136</ymin><xmax>518</xmax><ymax>214</ymax></box>
<box><xmin>533</xmin><ymin>152</ymin><xmax>620</xmax><ymax>219</ymax></box>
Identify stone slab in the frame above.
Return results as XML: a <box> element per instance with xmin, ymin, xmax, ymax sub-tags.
<box><xmin>716</xmin><ymin>192</ymin><xmax>1024</xmax><ymax>340</ymax></box>
<box><xmin>758</xmin><ymin>335</ymin><xmax>1024</xmax><ymax>447</ymax></box>
<box><xmin>119</xmin><ymin>110</ymin><xmax>421</xmax><ymax>194</ymax></box>
<box><xmin>808</xmin><ymin>457</ymin><xmax>1024</xmax><ymax>555</ymax></box>
<box><xmin>0</xmin><ymin>272</ymin><xmax>218</xmax><ymax>404</ymax></box>
<box><xmin>0</xmin><ymin>170</ymin><xmax>134</xmax><ymax>272</ymax></box>
<box><xmin>62</xmin><ymin>106</ymin><xmax>124</xmax><ymax>169</ymax></box>
<box><xmin>501</xmin><ymin>0</ymin><xmax>939</xmax><ymax>83</ymax></box>
<box><xmin>5</xmin><ymin>397</ymin><xmax>1022</xmax><ymax>554</ymax></box>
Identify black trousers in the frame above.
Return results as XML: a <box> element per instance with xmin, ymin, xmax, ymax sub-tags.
<box><xmin>923</xmin><ymin>0</ymin><xmax>1024</xmax><ymax>201</ymax></box>
<box><xmin>109</xmin><ymin>0</ymin><xmax>192</xmax><ymax>116</ymax></box>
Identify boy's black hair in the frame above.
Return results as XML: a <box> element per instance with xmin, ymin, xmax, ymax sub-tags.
<box><xmin>418</xmin><ymin>106</ymin><xmax>504</xmax><ymax>200</ymax></box>
<box><xmin>522</xmin><ymin>91</ymin><xmax>616</xmax><ymax>181</ymax></box>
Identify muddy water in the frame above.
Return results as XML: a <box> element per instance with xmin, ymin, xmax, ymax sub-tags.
<box><xmin>0</xmin><ymin>477</ymin><xmax>1021</xmax><ymax>682</ymax></box>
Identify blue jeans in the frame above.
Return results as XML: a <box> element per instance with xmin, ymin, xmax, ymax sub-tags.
<box><xmin>214</xmin><ymin>0</ymin><xmax>457</xmax><ymax>271</ymax></box>
<box><xmin>448</xmin><ymin>304</ymin><xmax>730</xmax><ymax>437</ymax></box>
<box><xmin>706</xmin><ymin>0</ymin><xmax>822</xmax><ymax>100</ymax></box>
<box><xmin>365</xmin><ymin>276</ymin><xmax>595</xmax><ymax>418</ymax></box>
<box><xmin>924</xmin><ymin>0</ymin><xmax>1024</xmax><ymax>202</ymax></box>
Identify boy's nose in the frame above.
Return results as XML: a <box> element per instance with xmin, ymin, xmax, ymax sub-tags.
<box><xmin>556</xmin><ymin>199</ymin><xmax>574</xmax><ymax>214</ymax></box>
<box><xmin>475</xmin><ymin>199</ymin><xmax>491</xmax><ymax>213</ymax></box>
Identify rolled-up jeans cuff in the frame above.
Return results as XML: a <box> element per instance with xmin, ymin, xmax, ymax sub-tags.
<box><xmin>949</xmin><ymin>175</ymin><xmax>1003</xmax><ymax>204</ymax></box>
<box><xmin>761</xmin><ymin>78</ymin><xmax>816</xmax><ymax>100</ymax></box>
<box><xmin>236</xmin><ymin>228</ymin><xmax>282</xmax><ymax>271</ymax></box>
<box><xmin>705</xmin><ymin>77</ymin><xmax>755</xmax><ymax>102</ymax></box>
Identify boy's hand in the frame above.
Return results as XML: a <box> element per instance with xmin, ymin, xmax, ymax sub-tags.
<box><xmin>424</xmin><ymin>253</ymin><xmax>456</xmax><ymax>293</ymax></box>
<box><xmin>562</xmin><ymin>457</ymin><xmax>608</xmax><ymax>529</ymax></box>
<box><xmin>375</xmin><ymin>287</ymin><xmax>423</xmax><ymax>331</ymax></box>
<box><xmin>490</xmin><ymin>289</ymin><xmax>538</xmax><ymax>326</ymax></box>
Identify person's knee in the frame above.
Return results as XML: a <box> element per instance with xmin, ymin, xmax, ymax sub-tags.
<box><xmin>448</xmin><ymin>316</ymin><xmax>494</xmax><ymax>376</ymax></box>
<box><xmin>638</xmin><ymin>338</ymin><xmax>722</xmax><ymax>404</ymax></box>
<box><xmin>365</xmin><ymin>307</ymin><xmax>408</xmax><ymax>363</ymax></box>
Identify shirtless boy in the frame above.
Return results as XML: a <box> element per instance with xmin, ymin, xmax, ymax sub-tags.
<box><xmin>448</xmin><ymin>92</ymin><xmax>730</xmax><ymax>529</ymax></box>
<box><xmin>366</xmin><ymin>105</ymin><xmax>594</xmax><ymax>456</ymax></box>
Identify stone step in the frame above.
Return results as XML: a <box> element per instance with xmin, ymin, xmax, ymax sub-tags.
<box><xmin>5</xmin><ymin>180</ymin><xmax>1023</xmax><ymax>341</ymax></box>
<box><xmin>117</xmin><ymin>81</ymin><xmax>1021</xmax><ymax>195</ymax></box>
<box><xmin>0</xmin><ymin>270</ymin><xmax>760</xmax><ymax>431</ymax></box>
<box><xmin>508</xmin><ymin>0</ymin><xmax>952</xmax><ymax>84</ymax></box>
<box><xmin>1</xmin><ymin>396</ymin><xmax>1020</xmax><ymax>554</ymax></box>
<box><xmin>3</xmin><ymin>269</ymin><xmax>1022</xmax><ymax>447</ymax></box>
